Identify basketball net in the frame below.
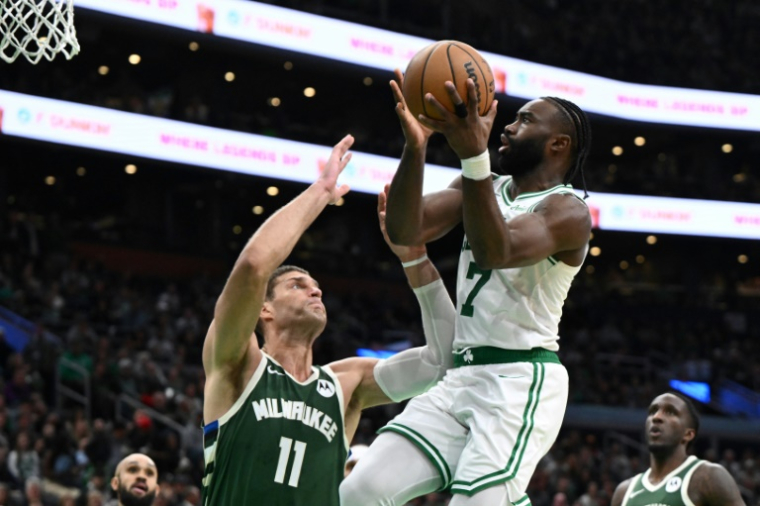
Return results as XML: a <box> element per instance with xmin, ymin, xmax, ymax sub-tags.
<box><xmin>1</xmin><ymin>0</ymin><xmax>80</xmax><ymax>64</ymax></box>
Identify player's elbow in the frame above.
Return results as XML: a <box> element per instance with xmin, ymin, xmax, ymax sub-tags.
<box><xmin>238</xmin><ymin>246</ymin><xmax>277</xmax><ymax>280</ymax></box>
<box><xmin>471</xmin><ymin>249</ymin><xmax>504</xmax><ymax>271</ymax></box>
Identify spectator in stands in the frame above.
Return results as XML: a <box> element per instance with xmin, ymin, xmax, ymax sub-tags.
<box><xmin>23</xmin><ymin>476</ymin><xmax>50</xmax><ymax>506</ymax></box>
<box><xmin>8</xmin><ymin>432</ymin><xmax>38</xmax><ymax>485</ymax></box>
<box><xmin>110</xmin><ymin>453</ymin><xmax>159</xmax><ymax>506</ymax></box>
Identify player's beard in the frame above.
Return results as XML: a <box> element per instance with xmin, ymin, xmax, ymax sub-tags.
<box><xmin>117</xmin><ymin>482</ymin><xmax>156</xmax><ymax>506</ymax></box>
<box><xmin>497</xmin><ymin>135</ymin><xmax>546</xmax><ymax>177</ymax></box>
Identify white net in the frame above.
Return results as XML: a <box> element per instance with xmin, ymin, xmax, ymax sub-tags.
<box><xmin>1</xmin><ymin>0</ymin><xmax>80</xmax><ymax>64</ymax></box>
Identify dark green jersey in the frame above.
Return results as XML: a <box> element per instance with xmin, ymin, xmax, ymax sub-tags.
<box><xmin>202</xmin><ymin>354</ymin><xmax>347</xmax><ymax>506</ymax></box>
<box><xmin>622</xmin><ymin>456</ymin><xmax>704</xmax><ymax>506</ymax></box>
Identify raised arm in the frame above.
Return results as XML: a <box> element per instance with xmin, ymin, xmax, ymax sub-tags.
<box><xmin>329</xmin><ymin>185</ymin><xmax>456</xmax><ymax>428</ymax></box>
<box><xmin>385</xmin><ymin>69</ymin><xmax>463</xmax><ymax>246</ymax></box>
<box><xmin>418</xmin><ymin>80</ymin><xmax>590</xmax><ymax>269</ymax></box>
<box><xmin>202</xmin><ymin>135</ymin><xmax>354</xmax><ymax>377</ymax></box>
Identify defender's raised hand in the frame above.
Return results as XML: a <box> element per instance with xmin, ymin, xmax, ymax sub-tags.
<box><xmin>418</xmin><ymin>78</ymin><xmax>498</xmax><ymax>160</ymax></box>
<box><xmin>316</xmin><ymin>134</ymin><xmax>354</xmax><ymax>203</ymax></box>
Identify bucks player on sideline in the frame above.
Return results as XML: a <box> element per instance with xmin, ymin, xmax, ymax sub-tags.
<box><xmin>201</xmin><ymin>135</ymin><xmax>457</xmax><ymax>506</ymax></box>
<box><xmin>341</xmin><ymin>73</ymin><xmax>592</xmax><ymax>506</ymax></box>
<box><xmin>611</xmin><ymin>392</ymin><xmax>745</xmax><ymax>506</ymax></box>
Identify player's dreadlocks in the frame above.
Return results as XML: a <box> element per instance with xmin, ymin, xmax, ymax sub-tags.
<box><xmin>541</xmin><ymin>96</ymin><xmax>592</xmax><ymax>198</ymax></box>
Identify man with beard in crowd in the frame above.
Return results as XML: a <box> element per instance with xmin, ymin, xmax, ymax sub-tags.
<box><xmin>110</xmin><ymin>453</ymin><xmax>159</xmax><ymax>506</ymax></box>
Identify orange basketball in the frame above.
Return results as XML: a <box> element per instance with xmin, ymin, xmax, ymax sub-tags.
<box><xmin>402</xmin><ymin>40</ymin><xmax>495</xmax><ymax>121</ymax></box>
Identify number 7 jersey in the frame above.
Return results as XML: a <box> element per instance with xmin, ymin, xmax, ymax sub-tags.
<box><xmin>202</xmin><ymin>353</ymin><xmax>347</xmax><ymax>506</ymax></box>
<box><xmin>454</xmin><ymin>175</ymin><xmax>588</xmax><ymax>352</ymax></box>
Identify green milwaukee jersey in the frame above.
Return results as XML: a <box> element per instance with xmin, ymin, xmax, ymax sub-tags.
<box><xmin>622</xmin><ymin>456</ymin><xmax>704</xmax><ymax>506</ymax></box>
<box><xmin>202</xmin><ymin>353</ymin><xmax>348</xmax><ymax>506</ymax></box>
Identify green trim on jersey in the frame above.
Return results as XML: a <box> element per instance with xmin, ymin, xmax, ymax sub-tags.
<box><xmin>453</xmin><ymin>347</ymin><xmax>560</xmax><ymax>368</ymax></box>
<box><xmin>378</xmin><ymin>423</ymin><xmax>453</xmax><ymax>490</ymax></box>
<box><xmin>201</xmin><ymin>355</ymin><xmax>347</xmax><ymax>506</ymax></box>
<box><xmin>513</xmin><ymin>494</ymin><xmax>532</xmax><ymax>506</ymax></box>
<box><xmin>449</xmin><ymin>363</ymin><xmax>545</xmax><ymax>496</ymax></box>
<box><xmin>622</xmin><ymin>456</ymin><xmax>704</xmax><ymax>506</ymax></box>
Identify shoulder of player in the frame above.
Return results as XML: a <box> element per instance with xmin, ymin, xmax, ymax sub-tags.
<box><xmin>535</xmin><ymin>191</ymin><xmax>588</xmax><ymax>212</ymax></box>
<box><xmin>534</xmin><ymin>192</ymin><xmax>591</xmax><ymax>227</ymax></box>
<box><xmin>611</xmin><ymin>478</ymin><xmax>634</xmax><ymax>506</ymax></box>
<box><xmin>688</xmin><ymin>461</ymin><xmax>742</xmax><ymax>504</ymax></box>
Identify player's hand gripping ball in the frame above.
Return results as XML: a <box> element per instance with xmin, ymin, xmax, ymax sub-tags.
<box><xmin>402</xmin><ymin>40</ymin><xmax>496</xmax><ymax>121</ymax></box>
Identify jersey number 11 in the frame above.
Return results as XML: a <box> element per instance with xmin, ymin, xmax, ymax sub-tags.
<box><xmin>274</xmin><ymin>437</ymin><xmax>307</xmax><ymax>487</ymax></box>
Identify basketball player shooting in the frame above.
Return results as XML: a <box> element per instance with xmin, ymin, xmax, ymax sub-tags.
<box><xmin>201</xmin><ymin>136</ymin><xmax>458</xmax><ymax>506</ymax></box>
<box><xmin>611</xmin><ymin>392</ymin><xmax>745</xmax><ymax>506</ymax></box>
<box><xmin>340</xmin><ymin>70</ymin><xmax>593</xmax><ymax>506</ymax></box>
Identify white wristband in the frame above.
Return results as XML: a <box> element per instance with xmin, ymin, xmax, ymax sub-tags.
<box><xmin>461</xmin><ymin>150</ymin><xmax>491</xmax><ymax>180</ymax></box>
<box><xmin>401</xmin><ymin>254</ymin><xmax>428</xmax><ymax>268</ymax></box>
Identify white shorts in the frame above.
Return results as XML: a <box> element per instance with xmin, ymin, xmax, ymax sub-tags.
<box><xmin>378</xmin><ymin>357</ymin><xmax>568</xmax><ymax>501</ymax></box>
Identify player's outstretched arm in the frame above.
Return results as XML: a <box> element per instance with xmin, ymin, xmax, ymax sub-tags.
<box><xmin>418</xmin><ymin>79</ymin><xmax>591</xmax><ymax>269</ymax></box>
<box><xmin>692</xmin><ymin>463</ymin><xmax>746</xmax><ymax>506</ymax></box>
<box><xmin>328</xmin><ymin>186</ymin><xmax>455</xmax><ymax>436</ymax></box>
<box><xmin>369</xmin><ymin>185</ymin><xmax>455</xmax><ymax>404</ymax></box>
<box><xmin>386</xmin><ymin>69</ymin><xmax>463</xmax><ymax>246</ymax></box>
<box><xmin>202</xmin><ymin>135</ymin><xmax>354</xmax><ymax>377</ymax></box>
<box><xmin>610</xmin><ymin>479</ymin><xmax>632</xmax><ymax>506</ymax></box>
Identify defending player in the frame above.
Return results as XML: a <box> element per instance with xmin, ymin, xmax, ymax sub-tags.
<box><xmin>201</xmin><ymin>135</ymin><xmax>457</xmax><ymax>505</ymax></box>
<box><xmin>341</xmin><ymin>72</ymin><xmax>592</xmax><ymax>505</ymax></box>
<box><xmin>611</xmin><ymin>392</ymin><xmax>745</xmax><ymax>506</ymax></box>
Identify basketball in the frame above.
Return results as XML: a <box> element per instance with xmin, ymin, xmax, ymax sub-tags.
<box><xmin>402</xmin><ymin>40</ymin><xmax>495</xmax><ymax>121</ymax></box>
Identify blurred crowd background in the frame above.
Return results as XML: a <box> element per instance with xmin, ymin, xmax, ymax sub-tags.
<box><xmin>1</xmin><ymin>0</ymin><xmax>759</xmax><ymax>505</ymax></box>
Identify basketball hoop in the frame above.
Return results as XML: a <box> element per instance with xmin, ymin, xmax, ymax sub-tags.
<box><xmin>1</xmin><ymin>0</ymin><xmax>80</xmax><ymax>64</ymax></box>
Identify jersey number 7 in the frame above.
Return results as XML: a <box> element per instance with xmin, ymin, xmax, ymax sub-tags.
<box><xmin>460</xmin><ymin>262</ymin><xmax>492</xmax><ymax>317</ymax></box>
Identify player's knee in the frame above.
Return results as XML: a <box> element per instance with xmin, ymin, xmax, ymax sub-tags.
<box><xmin>339</xmin><ymin>471</ymin><xmax>392</xmax><ymax>506</ymax></box>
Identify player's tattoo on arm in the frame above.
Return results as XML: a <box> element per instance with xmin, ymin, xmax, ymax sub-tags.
<box><xmin>694</xmin><ymin>464</ymin><xmax>745</xmax><ymax>506</ymax></box>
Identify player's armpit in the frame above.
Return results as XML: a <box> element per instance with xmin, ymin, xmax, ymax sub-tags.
<box><xmin>610</xmin><ymin>479</ymin><xmax>632</xmax><ymax>506</ymax></box>
<box><xmin>483</xmin><ymin>193</ymin><xmax>591</xmax><ymax>270</ymax></box>
<box><xmin>692</xmin><ymin>463</ymin><xmax>746</xmax><ymax>506</ymax></box>
<box><xmin>328</xmin><ymin>357</ymin><xmax>387</xmax><ymax>410</ymax></box>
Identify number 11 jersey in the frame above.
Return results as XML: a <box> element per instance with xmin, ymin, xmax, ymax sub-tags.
<box><xmin>202</xmin><ymin>353</ymin><xmax>347</xmax><ymax>506</ymax></box>
<box><xmin>455</xmin><ymin>175</ymin><xmax>588</xmax><ymax>352</ymax></box>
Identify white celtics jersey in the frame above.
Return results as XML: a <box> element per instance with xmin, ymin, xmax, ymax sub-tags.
<box><xmin>454</xmin><ymin>175</ymin><xmax>588</xmax><ymax>352</ymax></box>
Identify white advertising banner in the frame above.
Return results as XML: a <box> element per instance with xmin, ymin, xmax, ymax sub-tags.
<box><xmin>2</xmin><ymin>90</ymin><xmax>760</xmax><ymax>239</ymax></box>
<box><xmin>586</xmin><ymin>193</ymin><xmax>760</xmax><ymax>240</ymax></box>
<box><xmin>72</xmin><ymin>0</ymin><xmax>760</xmax><ymax>132</ymax></box>
<box><xmin>0</xmin><ymin>89</ymin><xmax>454</xmax><ymax>196</ymax></box>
